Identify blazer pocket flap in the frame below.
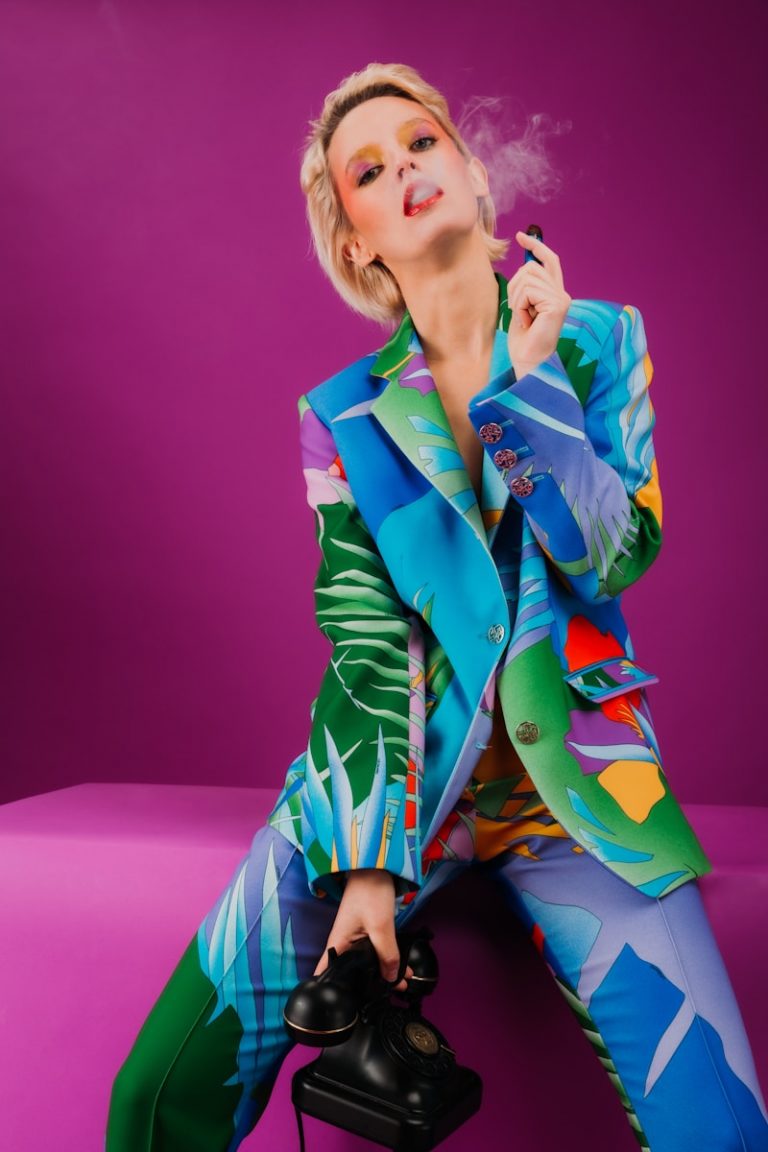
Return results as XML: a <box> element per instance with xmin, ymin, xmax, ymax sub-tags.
<box><xmin>564</xmin><ymin>657</ymin><xmax>658</xmax><ymax>702</ymax></box>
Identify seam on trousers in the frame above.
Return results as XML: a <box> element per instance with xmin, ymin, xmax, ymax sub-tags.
<box><xmin>655</xmin><ymin>895</ymin><xmax>748</xmax><ymax>1152</ymax></box>
<box><xmin>145</xmin><ymin>836</ymin><xmax>301</xmax><ymax>1152</ymax></box>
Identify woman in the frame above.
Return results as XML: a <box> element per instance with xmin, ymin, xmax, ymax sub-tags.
<box><xmin>106</xmin><ymin>62</ymin><xmax>767</xmax><ymax>1151</ymax></box>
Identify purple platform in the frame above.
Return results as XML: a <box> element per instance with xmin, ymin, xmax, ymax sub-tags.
<box><xmin>1</xmin><ymin>783</ymin><xmax>766</xmax><ymax>1152</ymax></box>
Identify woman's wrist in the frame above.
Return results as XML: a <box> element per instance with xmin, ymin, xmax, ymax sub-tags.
<box><xmin>344</xmin><ymin>868</ymin><xmax>394</xmax><ymax>887</ymax></box>
<box><xmin>512</xmin><ymin>360</ymin><xmax>541</xmax><ymax>381</ymax></box>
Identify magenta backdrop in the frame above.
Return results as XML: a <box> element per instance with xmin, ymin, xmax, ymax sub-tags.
<box><xmin>1</xmin><ymin>0</ymin><xmax>766</xmax><ymax>807</ymax></box>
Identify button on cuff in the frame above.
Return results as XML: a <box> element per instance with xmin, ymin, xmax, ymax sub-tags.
<box><xmin>510</xmin><ymin>476</ymin><xmax>534</xmax><ymax>498</ymax></box>
<box><xmin>493</xmin><ymin>448</ymin><xmax>518</xmax><ymax>469</ymax></box>
<box><xmin>478</xmin><ymin>421</ymin><xmax>503</xmax><ymax>444</ymax></box>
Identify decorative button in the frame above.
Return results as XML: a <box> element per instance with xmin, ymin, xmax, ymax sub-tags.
<box><xmin>478</xmin><ymin>421</ymin><xmax>503</xmax><ymax>444</ymax></box>
<box><xmin>510</xmin><ymin>476</ymin><xmax>534</xmax><ymax>498</ymax></box>
<box><xmin>487</xmin><ymin>623</ymin><xmax>506</xmax><ymax>644</ymax></box>
<box><xmin>493</xmin><ymin>448</ymin><xmax>518</xmax><ymax>469</ymax></box>
<box><xmin>515</xmin><ymin>721</ymin><xmax>540</xmax><ymax>744</ymax></box>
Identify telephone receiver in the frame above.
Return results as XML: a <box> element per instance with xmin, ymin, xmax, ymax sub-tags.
<box><xmin>283</xmin><ymin>926</ymin><xmax>483</xmax><ymax>1151</ymax></box>
<box><xmin>283</xmin><ymin>927</ymin><xmax>438</xmax><ymax>1047</ymax></box>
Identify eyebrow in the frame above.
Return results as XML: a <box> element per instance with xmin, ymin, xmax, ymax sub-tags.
<box><xmin>344</xmin><ymin>117</ymin><xmax>438</xmax><ymax>174</ymax></box>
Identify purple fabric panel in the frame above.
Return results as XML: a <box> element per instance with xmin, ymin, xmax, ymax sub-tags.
<box><xmin>299</xmin><ymin>404</ymin><xmax>337</xmax><ymax>472</ymax></box>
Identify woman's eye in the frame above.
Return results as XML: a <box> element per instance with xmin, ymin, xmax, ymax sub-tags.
<box><xmin>356</xmin><ymin>137</ymin><xmax>435</xmax><ymax>185</ymax></box>
<box><xmin>358</xmin><ymin>166</ymin><xmax>381</xmax><ymax>187</ymax></box>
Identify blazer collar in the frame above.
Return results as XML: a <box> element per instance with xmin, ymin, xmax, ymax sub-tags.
<box><xmin>368</xmin><ymin>271</ymin><xmax>513</xmax><ymax>548</ymax></box>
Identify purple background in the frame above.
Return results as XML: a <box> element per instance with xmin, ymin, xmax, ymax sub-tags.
<box><xmin>2</xmin><ymin>0</ymin><xmax>766</xmax><ymax>808</ymax></box>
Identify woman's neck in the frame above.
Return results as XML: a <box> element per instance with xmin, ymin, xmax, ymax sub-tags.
<box><xmin>392</xmin><ymin>234</ymin><xmax>500</xmax><ymax>366</ymax></box>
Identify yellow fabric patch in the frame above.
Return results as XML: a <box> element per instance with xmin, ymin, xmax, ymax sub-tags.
<box><xmin>634</xmin><ymin>454</ymin><xmax>662</xmax><ymax>527</ymax></box>
<box><xmin>597</xmin><ymin>760</ymin><xmax>666</xmax><ymax>823</ymax></box>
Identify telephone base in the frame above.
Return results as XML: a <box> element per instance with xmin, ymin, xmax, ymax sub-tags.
<box><xmin>291</xmin><ymin>1058</ymin><xmax>482</xmax><ymax>1151</ymax></box>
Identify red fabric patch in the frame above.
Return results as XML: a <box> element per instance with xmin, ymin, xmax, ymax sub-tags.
<box><xmin>564</xmin><ymin>615</ymin><xmax>623</xmax><ymax>671</ymax></box>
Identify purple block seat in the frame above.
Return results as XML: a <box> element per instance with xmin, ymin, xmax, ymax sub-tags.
<box><xmin>0</xmin><ymin>783</ymin><xmax>765</xmax><ymax>1152</ymax></box>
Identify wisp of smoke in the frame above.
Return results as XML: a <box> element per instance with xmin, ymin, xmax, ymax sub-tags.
<box><xmin>456</xmin><ymin>95</ymin><xmax>572</xmax><ymax>216</ymax></box>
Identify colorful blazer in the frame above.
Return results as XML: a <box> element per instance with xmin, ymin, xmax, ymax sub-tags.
<box><xmin>267</xmin><ymin>271</ymin><xmax>710</xmax><ymax>904</ymax></box>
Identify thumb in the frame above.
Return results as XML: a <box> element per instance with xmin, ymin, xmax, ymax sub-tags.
<box><xmin>312</xmin><ymin>944</ymin><xmax>331</xmax><ymax>978</ymax></box>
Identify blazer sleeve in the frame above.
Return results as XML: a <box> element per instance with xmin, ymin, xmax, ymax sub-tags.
<box><xmin>467</xmin><ymin>303</ymin><xmax>662</xmax><ymax>604</ymax></box>
<box><xmin>297</xmin><ymin>394</ymin><xmax>424</xmax><ymax>903</ymax></box>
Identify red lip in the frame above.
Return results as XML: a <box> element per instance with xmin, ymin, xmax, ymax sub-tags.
<box><xmin>403</xmin><ymin>179</ymin><xmax>444</xmax><ymax>216</ymax></box>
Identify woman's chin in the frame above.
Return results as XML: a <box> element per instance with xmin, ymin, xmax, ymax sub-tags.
<box><xmin>413</xmin><ymin>221</ymin><xmax>481</xmax><ymax>260</ymax></box>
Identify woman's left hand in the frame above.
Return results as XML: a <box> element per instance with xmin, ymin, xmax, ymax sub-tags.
<box><xmin>506</xmin><ymin>230</ymin><xmax>572</xmax><ymax>380</ymax></box>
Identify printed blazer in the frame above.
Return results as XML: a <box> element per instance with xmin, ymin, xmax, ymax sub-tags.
<box><xmin>267</xmin><ymin>271</ymin><xmax>711</xmax><ymax>904</ymax></box>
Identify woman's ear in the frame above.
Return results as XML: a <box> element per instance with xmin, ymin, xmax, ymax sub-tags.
<box><xmin>343</xmin><ymin>233</ymin><xmax>378</xmax><ymax>268</ymax></box>
<box><xmin>467</xmin><ymin>155</ymin><xmax>490</xmax><ymax>199</ymax></box>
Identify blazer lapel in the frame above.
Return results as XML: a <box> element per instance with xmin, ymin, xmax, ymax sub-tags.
<box><xmin>369</xmin><ymin>272</ymin><xmax>514</xmax><ymax>554</ymax></box>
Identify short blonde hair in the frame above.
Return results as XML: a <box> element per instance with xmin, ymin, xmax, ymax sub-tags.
<box><xmin>300</xmin><ymin>62</ymin><xmax>510</xmax><ymax>327</ymax></box>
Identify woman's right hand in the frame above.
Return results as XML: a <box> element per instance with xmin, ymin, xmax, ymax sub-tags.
<box><xmin>506</xmin><ymin>230</ymin><xmax>571</xmax><ymax>378</ymax></box>
<box><xmin>312</xmin><ymin>868</ymin><xmax>414</xmax><ymax>992</ymax></box>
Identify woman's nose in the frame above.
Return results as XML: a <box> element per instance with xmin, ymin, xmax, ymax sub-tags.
<box><xmin>397</xmin><ymin>158</ymin><xmax>417</xmax><ymax>179</ymax></box>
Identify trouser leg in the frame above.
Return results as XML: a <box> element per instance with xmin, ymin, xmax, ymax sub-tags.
<box><xmin>105</xmin><ymin>821</ymin><xmax>468</xmax><ymax>1152</ymax></box>
<box><xmin>105</xmin><ymin>824</ymin><xmax>338</xmax><ymax>1152</ymax></box>
<box><xmin>485</xmin><ymin>836</ymin><xmax>768</xmax><ymax>1152</ymax></box>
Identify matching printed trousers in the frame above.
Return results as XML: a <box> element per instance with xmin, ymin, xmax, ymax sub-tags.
<box><xmin>106</xmin><ymin>773</ymin><xmax>768</xmax><ymax>1152</ymax></box>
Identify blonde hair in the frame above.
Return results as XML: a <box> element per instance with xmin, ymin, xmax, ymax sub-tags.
<box><xmin>300</xmin><ymin>62</ymin><xmax>510</xmax><ymax>327</ymax></box>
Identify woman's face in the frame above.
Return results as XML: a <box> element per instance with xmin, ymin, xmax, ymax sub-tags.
<box><xmin>327</xmin><ymin>95</ymin><xmax>489</xmax><ymax>274</ymax></box>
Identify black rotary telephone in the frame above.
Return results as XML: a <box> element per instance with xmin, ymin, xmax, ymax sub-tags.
<box><xmin>283</xmin><ymin>926</ymin><xmax>482</xmax><ymax>1151</ymax></box>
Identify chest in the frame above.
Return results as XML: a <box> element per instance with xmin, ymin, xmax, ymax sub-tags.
<box><xmin>430</xmin><ymin>360</ymin><xmax>491</xmax><ymax>503</ymax></box>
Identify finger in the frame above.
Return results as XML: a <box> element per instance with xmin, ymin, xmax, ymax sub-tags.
<box><xmin>312</xmin><ymin>934</ymin><xmax>348</xmax><ymax>977</ymax></box>
<box><xmin>312</xmin><ymin>945</ymin><xmax>330</xmax><ymax>977</ymax></box>
<box><xmin>313</xmin><ymin>943</ymin><xmax>414</xmax><ymax>990</ymax></box>
<box><xmin>388</xmin><ymin>964</ymin><xmax>415</xmax><ymax>993</ymax></box>
<box><xmin>507</xmin><ymin>271</ymin><xmax>560</xmax><ymax>310</ymax></box>
<box><xmin>509</xmin><ymin>282</ymin><xmax>554</xmax><ymax>326</ymax></box>
<box><xmin>508</xmin><ymin>259</ymin><xmax>553</xmax><ymax>280</ymax></box>
<box><xmin>506</xmin><ymin>268</ymin><xmax>558</xmax><ymax>310</ymax></box>
<box><xmin>366</xmin><ymin>925</ymin><xmax>401</xmax><ymax>984</ymax></box>
<box><xmin>393</xmin><ymin>963</ymin><xmax>417</xmax><ymax>992</ymax></box>
<box><xmin>509</xmin><ymin>270</ymin><xmax>564</xmax><ymax>309</ymax></box>
<box><xmin>505</xmin><ymin>262</ymin><xmax>555</xmax><ymax>291</ymax></box>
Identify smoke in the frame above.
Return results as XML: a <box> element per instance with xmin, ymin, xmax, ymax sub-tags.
<box><xmin>456</xmin><ymin>96</ymin><xmax>572</xmax><ymax>217</ymax></box>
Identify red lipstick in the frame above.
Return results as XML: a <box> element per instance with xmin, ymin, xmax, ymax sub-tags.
<box><xmin>403</xmin><ymin>179</ymin><xmax>444</xmax><ymax>217</ymax></box>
